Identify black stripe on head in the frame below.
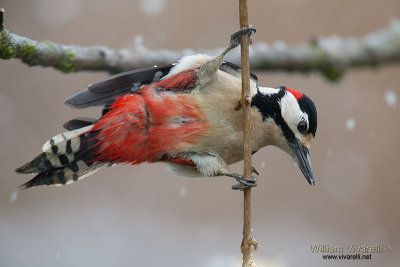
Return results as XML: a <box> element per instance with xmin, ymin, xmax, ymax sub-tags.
<box><xmin>251</xmin><ymin>87</ymin><xmax>296</xmax><ymax>143</ymax></box>
<box><xmin>297</xmin><ymin>95</ymin><xmax>317</xmax><ymax>136</ymax></box>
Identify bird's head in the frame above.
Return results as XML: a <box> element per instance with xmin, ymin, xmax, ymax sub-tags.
<box><xmin>252</xmin><ymin>86</ymin><xmax>317</xmax><ymax>185</ymax></box>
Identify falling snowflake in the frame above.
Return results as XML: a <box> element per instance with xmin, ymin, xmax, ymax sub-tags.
<box><xmin>9</xmin><ymin>191</ymin><xmax>18</xmax><ymax>203</ymax></box>
<box><xmin>346</xmin><ymin>118</ymin><xmax>356</xmax><ymax>131</ymax></box>
<box><xmin>179</xmin><ymin>186</ymin><xmax>187</xmax><ymax>197</ymax></box>
<box><xmin>139</xmin><ymin>0</ymin><xmax>166</xmax><ymax>15</ymax></box>
<box><xmin>384</xmin><ymin>90</ymin><xmax>397</xmax><ymax>110</ymax></box>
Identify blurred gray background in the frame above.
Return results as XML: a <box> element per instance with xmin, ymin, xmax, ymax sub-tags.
<box><xmin>1</xmin><ymin>0</ymin><xmax>399</xmax><ymax>266</ymax></box>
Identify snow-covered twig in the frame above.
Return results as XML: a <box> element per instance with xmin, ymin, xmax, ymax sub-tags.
<box><xmin>1</xmin><ymin>8</ymin><xmax>400</xmax><ymax>80</ymax></box>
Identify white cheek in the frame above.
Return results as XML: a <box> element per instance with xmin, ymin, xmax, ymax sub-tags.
<box><xmin>279</xmin><ymin>93</ymin><xmax>309</xmax><ymax>138</ymax></box>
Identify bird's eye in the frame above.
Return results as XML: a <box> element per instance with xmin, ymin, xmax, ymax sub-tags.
<box><xmin>297</xmin><ymin>120</ymin><xmax>308</xmax><ymax>134</ymax></box>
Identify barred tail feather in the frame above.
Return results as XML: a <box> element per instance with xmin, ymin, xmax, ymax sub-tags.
<box><xmin>16</xmin><ymin>125</ymin><xmax>105</xmax><ymax>189</ymax></box>
<box><xmin>18</xmin><ymin>161</ymin><xmax>106</xmax><ymax>189</ymax></box>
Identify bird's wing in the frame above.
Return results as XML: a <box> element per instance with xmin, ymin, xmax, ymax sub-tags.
<box><xmin>64</xmin><ymin>60</ymin><xmax>258</xmax><ymax>110</ymax></box>
<box><xmin>220</xmin><ymin>61</ymin><xmax>258</xmax><ymax>85</ymax></box>
<box><xmin>64</xmin><ymin>65</ymin><xmax>174</xmax><ymax>109</ymax></box>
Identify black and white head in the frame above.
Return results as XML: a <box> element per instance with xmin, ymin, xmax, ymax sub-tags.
<box><xmin>252</xmin><ymin>86</ymin><xmax>318</xmax><ymax>185</ymax></box>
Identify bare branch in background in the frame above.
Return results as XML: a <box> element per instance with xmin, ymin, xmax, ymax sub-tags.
<box><xmin>1</xmin><ymin>8</ymin><xmax>400</xmax><ymax>80</ymax></box>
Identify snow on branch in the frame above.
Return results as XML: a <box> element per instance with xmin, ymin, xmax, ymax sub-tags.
<box><xmin>1</xmin><ymin>8</ymin><xmax>400</xmax><ymax>81</ymax></box>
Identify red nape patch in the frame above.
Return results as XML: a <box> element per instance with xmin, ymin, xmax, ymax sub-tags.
<box><xmin>286</xmin><ymin>87</ymin><xmax>303</xmax><ymax>100</ymax></box>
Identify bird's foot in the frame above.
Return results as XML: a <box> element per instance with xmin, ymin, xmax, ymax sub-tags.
<box><xmin>232</xmin><ymin>175</ymin><xmax>258</xmax><ymax>190</ymax></box>
<box><xmin>229</xmin><ymin>26</ymin><xmax>256</xmax><ymax>49</ymax></box>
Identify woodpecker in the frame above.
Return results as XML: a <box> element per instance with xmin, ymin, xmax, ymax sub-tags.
<box><xmin>16</xmin><ymin>27</ymin><xmax>317</xmax><ymax>190</ymax></box>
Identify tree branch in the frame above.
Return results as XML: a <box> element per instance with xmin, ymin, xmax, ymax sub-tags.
<box><xmin>1</xmin><ymin>8</ymin><xmax>400</xmax><ymax>80</ymax></box>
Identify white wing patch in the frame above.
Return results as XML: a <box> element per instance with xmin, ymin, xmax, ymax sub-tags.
<box><xmin>162</xmin><ymin>54</ymin><xmax>212</xmax><ymax>80</ymax></box>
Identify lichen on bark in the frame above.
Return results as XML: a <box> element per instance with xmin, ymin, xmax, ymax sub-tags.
<box><xmin>55</xmin><ymin>51</ymin><xmax>78</xmax><ymax>73</ymax></box>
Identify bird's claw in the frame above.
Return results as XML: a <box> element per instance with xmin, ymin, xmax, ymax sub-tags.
<box><xmin>230</xmin><ymin>26</ymin><xmax>256</xmax><ymax>48</ymax></box>
<box><xmin>232</xmin><ymin>176</ymin><xmax>258</xmax><ymax>190</ymax></box>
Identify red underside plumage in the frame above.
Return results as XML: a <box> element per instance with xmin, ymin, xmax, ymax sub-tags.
<box><xmin>88</xmin><ymin>70</ymin><xmax>208</xmax><ymax>165</ymax></box>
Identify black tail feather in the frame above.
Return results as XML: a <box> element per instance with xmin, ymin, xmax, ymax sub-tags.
<box><xmin>63</xmin><ymin>117</ymin><xmax>97</xmax><ymax>131</ymax></box>
<box><xmin>16</xmin><ymin>125</ymin><xmax>105</xmax><ymax>189</ymax></box>
<box><xmin>16</xmin><ymin>153</ymin><xmax>53</xmax><ymax>174</ymax></box>
<box><xmin>18</xmin><ymin>171</ymin><xmax>55</xmax><ymax>189</ymax></box>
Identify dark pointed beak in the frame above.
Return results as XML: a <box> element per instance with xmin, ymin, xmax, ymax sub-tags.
<box><xmin>289</xmin><ymin>140</ymin><xmax>315</xmax><ymax>186</ymax></box>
